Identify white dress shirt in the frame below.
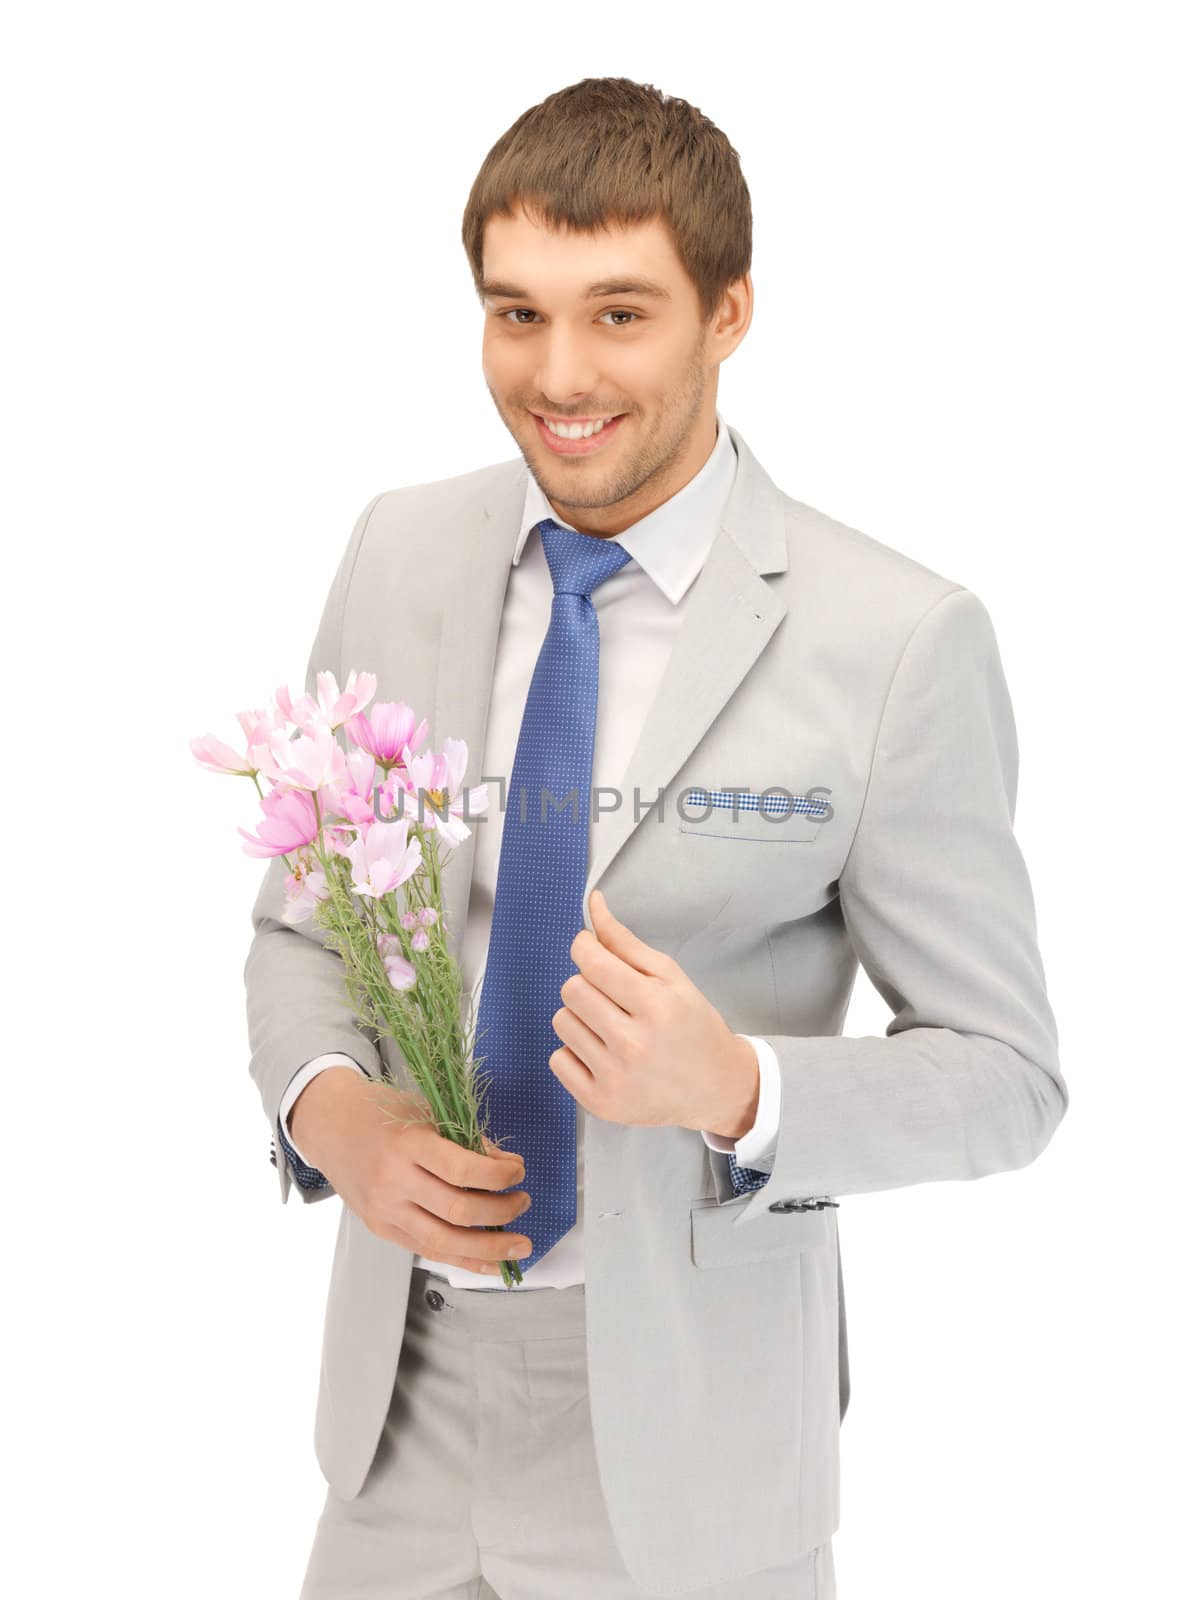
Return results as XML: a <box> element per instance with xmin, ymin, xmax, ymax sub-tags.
<box><xmin>279</xmin><ymin>411</ymin><xmax>782</xmax><ymax>1287</ymax></box>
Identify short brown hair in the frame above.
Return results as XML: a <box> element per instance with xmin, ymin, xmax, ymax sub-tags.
<box><xmin>461</xmin><ymin>77</ymin><xmax>752</xmax><ymax>326</ymax></box>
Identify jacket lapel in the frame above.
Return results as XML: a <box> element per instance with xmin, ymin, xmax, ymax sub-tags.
<box><xmin>430</xmin><ymin>423</ymin><xmax>791</xmax><ymax>962</ymax></box>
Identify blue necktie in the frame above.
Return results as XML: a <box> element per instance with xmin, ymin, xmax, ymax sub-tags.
<box><xmin>475</xmin><ymin>517</ymin><xmax>632</xmax><ymax>1270</ymax></box>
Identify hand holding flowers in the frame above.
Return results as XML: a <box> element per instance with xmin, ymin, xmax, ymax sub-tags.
<box><xmin>191</xmin><ymin>669</ymin><xmax>532</xmax><ymax>1285</ymax></box>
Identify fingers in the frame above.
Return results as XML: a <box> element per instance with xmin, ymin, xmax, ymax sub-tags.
<box><xmin>374</xmin><ymin>1205</ymin><xmax>533</xmax><ymax>1266</ymax></box>
<box><xmin>410</xmin><ymin>1199</ymin><xmax>532</xmax><ymax>1265</ymax></box>
<box><xmin>406</xmin><ymin>1123</ymin><xmax>526</xmax><ymax>1192</ymax></box>
<box><xmin>404</xmin><ymin>1159</ymin><xmax>531</xmax><ymax>1231</ymax></box>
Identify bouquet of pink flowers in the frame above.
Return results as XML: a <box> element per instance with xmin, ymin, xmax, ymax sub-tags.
<box><xmin>191</xmin><ymin>668</ymin><xmax>525</xmax><ymax>1285</ymax></box>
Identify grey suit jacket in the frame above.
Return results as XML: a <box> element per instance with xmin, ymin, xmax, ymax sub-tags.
<box><xmin>244</xmin><ymin>423</ymin><xmax>1066</xmax><ymax>1595</ymax></box>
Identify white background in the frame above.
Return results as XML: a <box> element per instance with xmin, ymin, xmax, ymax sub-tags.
<box><xmin>5</xmin><ymin>3</ymin><xmax>1196</xmax><ymax>1595</ymax></box>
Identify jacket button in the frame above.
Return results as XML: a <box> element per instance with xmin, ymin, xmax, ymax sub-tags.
<box><xmin>424</xmin><ymin>1288</ymin><xmax>445</xmax><ymax>1310</ymax></box>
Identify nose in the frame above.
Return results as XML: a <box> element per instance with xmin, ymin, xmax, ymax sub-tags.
<box><xmin>534</xmin><ymin>333</ymin><xmax>603</xmax><ymax>409</ymax></box>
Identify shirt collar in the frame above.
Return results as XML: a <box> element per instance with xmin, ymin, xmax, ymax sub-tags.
<box><xmin>511</xmin><ymin>410</ymin><xmax>739</xmax><ymax>606</ymax></box>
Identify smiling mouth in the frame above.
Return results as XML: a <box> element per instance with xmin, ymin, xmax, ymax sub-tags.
<box><xmin>533</xmin><ymin>411</ymin><xmax>624</xmax><ymax>431</ymax></box>
<box><xmin>530</xmin><ymin>412</ymin><xmax>628</xmax><ymax>454</ymax></box>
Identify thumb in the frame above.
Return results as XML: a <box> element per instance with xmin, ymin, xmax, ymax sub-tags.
<box><xmin>588</xmin><ymin>888</ymin><xmax>667</xmax><ymax>976</ymax></box>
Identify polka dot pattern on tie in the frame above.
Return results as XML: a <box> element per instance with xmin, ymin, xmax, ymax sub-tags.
<box><xmin>473</xmin><ymin>518</ymin><xmax>633</xmax><ymax>1271</ymax></box>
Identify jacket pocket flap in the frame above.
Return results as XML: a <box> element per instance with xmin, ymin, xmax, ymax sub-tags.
<box><xmin>689</xmin><ymin>1196</ymin><xmax>829</xmax><ymax>1268</ymax></box>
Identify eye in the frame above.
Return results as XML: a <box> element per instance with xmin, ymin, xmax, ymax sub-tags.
<box><xmin>497</xmin><ymin>308</ymin><xmax>641</xmax><ymax>327</ymax></box>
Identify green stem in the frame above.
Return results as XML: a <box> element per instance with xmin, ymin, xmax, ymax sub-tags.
<box><xmin>300</xmin><ymin>780</ymin><xmax>523</xmax><ymax>1287</ymax></box>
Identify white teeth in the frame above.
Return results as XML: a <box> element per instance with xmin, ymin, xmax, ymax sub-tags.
<box><xmin>542</xmin><ymin>415</ymin><xmax>614</xmax><ymax>439</ymax></box>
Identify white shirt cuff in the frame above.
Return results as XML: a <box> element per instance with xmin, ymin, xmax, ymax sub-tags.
<box><xmin>700</xmin><ymin>1035</ymin><xmax>780</xmax><ymax>1172</ymax></box>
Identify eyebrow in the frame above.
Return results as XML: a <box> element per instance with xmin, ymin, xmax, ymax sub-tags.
<box><xmin>479</xmin><ymin>275</ymin><xmax>672</xmax><ymax>303</ymax></box>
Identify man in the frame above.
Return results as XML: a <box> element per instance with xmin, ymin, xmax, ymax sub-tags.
<box><xmin>245</xmin><ymin>76</ymin><xmax>1066</xmax><ymax>1599</ymax></box>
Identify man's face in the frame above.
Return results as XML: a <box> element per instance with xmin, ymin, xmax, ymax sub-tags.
<box><xmin>479</xmin><ymin>207</ymin><xmax>749</xmax><ymax>529</ymax></box>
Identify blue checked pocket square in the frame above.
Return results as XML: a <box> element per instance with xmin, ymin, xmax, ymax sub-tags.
<box><xmin>678</xmin><ymin>787</ymin><xmax>832</xmax><ymax>844</ymax></box>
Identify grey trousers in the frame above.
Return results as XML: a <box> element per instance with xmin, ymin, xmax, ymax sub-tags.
<box><xmin>299</xmin><ymin>1265</ymin><xmax>836</xmax><ymax>1598</ymax></box>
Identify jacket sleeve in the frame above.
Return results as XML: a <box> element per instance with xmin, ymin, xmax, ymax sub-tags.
<box><xmin>243</xmin><ymin>491</ymin><xmax>388</xmax><ymax>1205</ymax></box>
<box><xmin>732</xmin><ymin>585</ymin><xmax>1066</xmax><ymax>1229</ymax></box>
